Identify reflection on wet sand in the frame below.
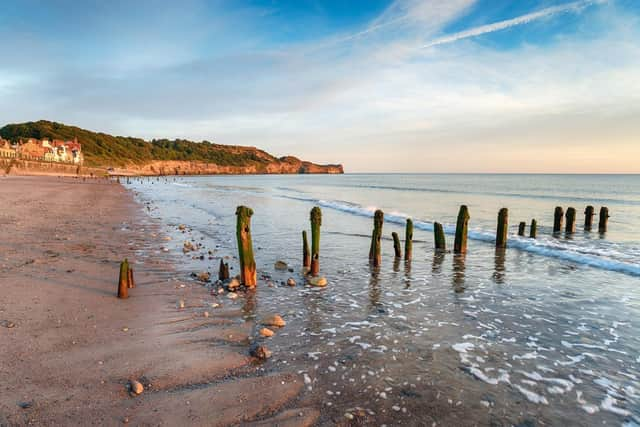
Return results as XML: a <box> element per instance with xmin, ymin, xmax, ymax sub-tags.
<box><xmin>432</xmin><ymin>251</ymin><xmax>445</xmax><ymax>274</ymax></box>
<box><xmin>452</xmin><ymin>253</ymin><xmax>466</xmax><ymax>293</ymax></box>
<box><xmin>369</xmin><ymin>265</ymin><xmax>381</xmax><ymax>311</ymax></box>
<box><xmin>493</xmin><ymin>248</ymin><xmax>506</xmax><ymax>284</ymax></box>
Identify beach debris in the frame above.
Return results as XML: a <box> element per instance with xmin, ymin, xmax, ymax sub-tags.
<box><xmin>553</xmin><ymin>206</ymin><xmax>564</xmax><ymax>233</ymax></box>
<box><xmin>434</xmin><ymin>221</ymin><xmax>446</xmax><ymax>251</ymax></box>
<box><xmin>454</xmin><ymin>205</ymin><xmax>470</xmax><ymax>254</ymax></box>
<box><xmin>302</xmin><ymin>230</ymin><xmax>311</xmax><ymax>269</ymax></box>
<box><xmin>227</xmin><ymin>292</ymin><xmax>238</xmax><ymax>300</ymax></box>
<box><xmin>17</xmin><ymin>401</ymin><xmax>32</xmax><ymax>409</ymax></box>
<box><xmin>599</xmin><ymin>207</ymin><xmax>609</xmax><ymax>233</ymax></box>
<box><xmin>178</xmin><ymin>224</ymin><xmax>186</xmax><ymax>231</ymax></box>
<box><xmin>286</xmin><ymin>277</ymin><xmax>296</xmax><ymax>287</ymax></box>
<box><xmin>128</xmin><ymin>379</ymin><xmax>144</xmax><ymax>396</ymax></box>
<box><xmin>274</xmin><ymin>260</ymin><xmax>288</xmax><ymax>270</ymax></box>
<box><xmin>518</xmin><ymin>221</ymin><xmax>526</xmax><ymax>236</ymax></box>
<box><xmin>117</xmin><ymin>259</ymin><xmax>129</xmax><ymax>299</ymax></box>
<box><xmin>584</xmin><ymin>205</ymin><xmax>595</xmax><ymax>230</ymax></box>
<box><xmin>530</xmin><ymin>219</ymin><xmax>538</xmax><ymax>238</ymax></box>
<box><xmin>236</xmin><ymin>206</ymin><xmax>257</xmax><ymax>287</ymax></box>
<box><xmin>1</xmin><ymin>320</ymin><xmax>16</xmax><ymax>328</ymax></box>
<box><xmin>369</xmin><ymin>210</ymin><xmax>384</xmax><ymax>267</ymax></box>
<box><xmin>496</xmin><ymin>208</ymin><xmax>508</xmax><ymax>248</ymax></box>
<box><xmin>404</xmin><ymin>218</ymin><xmax>413</xmax><ymax>261</ymax></box>
<box><xmin>260</xmin><ymin>327</ymin><xmax>274</xmax><ymax>337</ymax></box>
<box><xmin>392</xmin><ymin>232</ymin><xmax>401</xmax><ymax>258</ymax></box>
<box><xmin>196</xmin><ymin>271</ymin><xmax>210</xmax><ymax>283</ymax></box>
<box><xmin>310</xmin><ymin>207</ymin><xmax>322</xmax><ymax>276</ymax></box>
<box><xmin>250</xmin><ymin>344</ymin><xmax>272</xmax><ymax>360</ymax></box>
<box><xmin>183</xmin><ymin>241</ymin><xmax>196</xmax><ymax>253</ymax></box>
<box><xmin>218</xmin><ymin>259</ymin><xmax>229</xmax><ymax>281</ymax></box>
<box><xmin>262</xmin><ymin>314</ymin><xmax>286</xmax><ymax>327</ymax></box>
<box><xmin>308</xmin><ymin>276</ymin><xmax>327</xmax><ymax>288</ymax></box>
<box><xmin>565</xmin><ymin>207</ymin><xmax>577</xmax><ymax>234</ymax></box>
<box><xmin>178</xmin><ymin>299</ymin><xmax>185</xmax><ymax>309</ymax></box>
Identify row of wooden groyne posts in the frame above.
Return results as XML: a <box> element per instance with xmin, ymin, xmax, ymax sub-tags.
<box><xmin>115</xmin><ymin>202</ymin><xmax>610</xmax><ymax>296</ymax></box>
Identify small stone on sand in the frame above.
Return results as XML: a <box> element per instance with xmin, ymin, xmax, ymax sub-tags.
<box><xmin>286</xmin><ymin>278</ymin><xmax>296</xmax><ymax>286</ymax></box>
<box><xmin>250</xmin><ymin>344</ymin><xmax>272</xmax><ymax>360</ymax></box>
<box><xmin>262</xmin><ymin>314</ymin><xmax>286</xmax><ymax>327</ymax></box>
<box><xmin>308</xmin><ymin>277</ymin><xmax>327</xmax><ymax>287</ymax></box>
<box><xmin>129</xmin><ymin>380</ymin><xmax>144</xmax><ymax>395</ymax></box>
<box><xmin>274</xmin><ymin>260</ymin><xmax>288</xmax><ymax>270</ymax></box>
<box><xmin>260</xmin><ymin>327</ymin><xmax>274</xmax><ymax>337</ymax></box>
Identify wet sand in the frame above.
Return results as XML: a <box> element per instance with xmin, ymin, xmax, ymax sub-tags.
<box><xmin>0</xmin><ymin>176</ymin><xmax>316</xmax><ymax>426</ymax></box>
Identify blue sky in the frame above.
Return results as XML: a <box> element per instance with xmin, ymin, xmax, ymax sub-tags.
<box><xmin>1</xmin><ymin>0</ymin><xmax>639</xmax><ymax>172</ymax></box>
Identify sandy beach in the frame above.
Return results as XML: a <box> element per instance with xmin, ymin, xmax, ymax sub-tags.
<box><xmin>0</xmin><ymin>176</ymin><xmax>316</xmax><ymax>426</ymax></box>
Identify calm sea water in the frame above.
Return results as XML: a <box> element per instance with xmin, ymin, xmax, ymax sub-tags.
<box><xmin>128</xmin><ymin>174</ymin><xmax>640</xmax><ymax>426</ymax></box>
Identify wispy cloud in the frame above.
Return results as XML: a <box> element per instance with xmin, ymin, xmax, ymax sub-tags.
<box><xmin>421</xmin><ymin>0</ymin><xmax>607</xmax><ymax>49</ymax></box>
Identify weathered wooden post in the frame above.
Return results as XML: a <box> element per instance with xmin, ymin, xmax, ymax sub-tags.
<box><xmin>369</xmin><ymin>210</ymin><xmax>384</xmax><ymax>267</ymax></box>
<box><xmin>392</xmin><ymin>232</ymin><xmax>402</xmax><ymax>258</ymax></box>
<box><xmin>218</xmin><ymin>258</ymin><xmax>230</xmax><ymax>281</ymax></box>
<box><xmin>434</xmin><ymin>222</ymin><xmax>446</xmax><ymax>251</ymax></box>
<box><xmin>453</xmin><ymin>206</ymin><xmax>470</xmax><ymax>254</ymax></box>
<box><xmin>404</xmin><ymin>218</ymin><xmax>413</xmax><ymax>261</ymax></box>
<box><xmin>127</xmin><ymin>267</ymin><xmax>135</xmax><ymax>289</ymax></box>
<box><xmin>553</xmin><ymin>207</ymin><xmax>564</xmax><ymax>233</ymax></box>
<box><xmin>530</xmin><ymin>219</ymin><xmax>537</xmax><ymax>238</ymax></box>
<box><xmin>302</xmin><ymin>230</ymin><xmax>311</xmax><ymax>269</ymax></box>
<box><xmin>599</xmin><ymin>207</ymin><xmax>609</xmax><ymax>233</ymax></box>
<box><xmin>518</xmin><ymin>221</ymin><xmax>526</xmax><ymax>236</ymax></box>
<box><xmin>496</xmin><ymin>208</ymin><xmax>508</xmax><ymax>248</ymax></box>
<box><xmin>584</xmin><ymin>205</ymin><xmax>595</xmax><ymax>231</ymax></box>
<box><xmin>236</xmin><ymin>206</ymin><xmax>257</xmax><ymax>287</ymax></box>
<box><xmin>310</xmin><ymin>207</ymin><xmax>322</xmax><ymax>276</ymax></box>
<box><xmin>117</xmin><ymin>259</ymin><xmax>129</xmax><ymax>299</ymax></box>
<box><xmin>565</xmin><ymin>207</ymin><xmax>576</xmax><ymax>234</ymax></box>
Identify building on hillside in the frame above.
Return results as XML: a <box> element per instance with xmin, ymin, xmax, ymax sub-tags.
<box><xmin>0</xmin><ymin>138</ymin><xmax>15</xmax><ymax>157</ymax></box>
<box><xmin>5</xmin><ymin>137</ymin><xmax>83</xmax><ymax>164</ymax></box>
<box><xmin>18</xmin><ymin>138</ymin><xmax>48</xmax><ymax>158</ymax></box>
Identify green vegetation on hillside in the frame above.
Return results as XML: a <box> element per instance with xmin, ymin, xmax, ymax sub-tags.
<box><xmin>0</xmin><ymin>120</ymin><xmax>278</xmax><ymax>167</ymax></box>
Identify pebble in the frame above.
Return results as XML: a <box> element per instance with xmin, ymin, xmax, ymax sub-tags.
<box><xmin>227</xmin><ymin>278</ymin><xmax>240</xmax><ymax>290</ymax></box>
<box><xmin>203</xmin><ymin>311</ymin><xmax>209</xmax><ymax>318</ymax></box>
<box><xmin>262</xmin><ymin>314</ymin><xmax>286</xmax><ymax>327</ymax></box>
<box><xmin>129</xmin><ymin>380</ymin><xmax>144</xmax><ymax>395</ymax></box>
<box><xmin>178</xmin><ymin>300</ymin><xmax>185</xmax><ymax>309</ymax></box>
<box><xmin>308</xmin><ymin>277</ymin><xmax>327</xmax><ymax>287</ymax></box>
<box><xmin>344</xmin><ymin>413</ymin><xmax>354</xmax><ymax>420</ymax></box>
<box><xmin>286</xmin><ymin>278</ymin><xmax>296</xmax><ymax>286</ymax></box>
<box><xmin>274</xmin><ymin>260</ymin><xmax>288</xmax><ymax>270</ymax></box>
<box><xmin>260</xmin><ymin>327</ymin><xmax>275</xmax><ymax>337</ymax></box>
<box><xmin>196</xmin><ymin>272</ymin><xmax>210</xmax><ymax>282</ymax></box>
<box><xmin>250</xmin><ymin>344</ymin><xmax>272</xmax><ymax>360</ymax></box>
<box><xmin>1</xmin><ymin>320</ymin><xmax>16</xmax><ymax>328</ymax></box>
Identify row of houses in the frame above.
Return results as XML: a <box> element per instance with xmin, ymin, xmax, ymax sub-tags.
<box><xmin>0</xmin><ymin>137</ymin><xmax>83</xmax><ymax>164</ymax></box>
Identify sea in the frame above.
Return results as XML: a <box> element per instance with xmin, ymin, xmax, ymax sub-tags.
<box><xmin>126</xmin><ymin>174</ymin><xmax>640</xmax><ymax>426</ymax></box>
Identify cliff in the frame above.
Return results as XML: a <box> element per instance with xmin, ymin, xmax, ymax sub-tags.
<box><xmin>0</xmin><ymin>120</ymin><xmax>344</xmax><ymax>175</ymax></box>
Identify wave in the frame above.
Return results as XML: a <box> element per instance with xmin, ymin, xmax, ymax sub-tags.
<box><xmin>279</xmin><ymin>194</ymin><xmax>640</xmax><ymax>277</ymax></box>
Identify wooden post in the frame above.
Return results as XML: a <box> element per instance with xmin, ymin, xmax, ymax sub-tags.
<box><xmin>496</xmin><ymin>208</ymin><xmax>508</xmax><ymax>249</ymax></box>
<box><xmin>369</xmin><ymin>210</ymin><xmax>384</xmax><ymax>267</ymax></box>
<box><xmin>310</xmin><ymin>207</ymin><xmax>321</xmax><ymax>276</ymax></box>
<box><xmin>218</xmin><ymin>258</ymin><xmax>229</xmax><ymax>281</ymax></box>
<box><xmin>392</xmin><ymin>232</ymin><xmax>402</xmax><ymax>258</ymax></box>
<box><xmin>530</xmin><ymin>219</ymin><xmax>537</xmax><ymax>238</ymax></box>
<box><xmin>599</xmin><ymin>207</ymin><xmax>609</xmax><ymax>233</ymax></box>
<box><xmin>302</xmin><ymin>230</ymin><xmax>310</xmax><ymax>269</ymax></box>
<box><xmin>236</xmin><ymin>206</ymin><xmax>257</xmax><ymax>287</ymax></box>
<box><xmin>434</xmin><ymin>221</ymin><xmax>446</xmax><ymax>251</ymax></box>
<box><xmin>584</xmin><ymin>205</ymin><xmax>595</xmax><ymax>231</ymax></box>
<box><xmin>404</xmin><ymin>218</ymin><xmax>413</xmax><ymax>261</ymax></box>
<box><xmin>127</xmin><ymin>267</ymin><xmax>135</xmax><ymax>289</ymax></box>
<box><xmin>518</xmin><ymin>221</ymin><xmax>526</xmax><ymax>236</ymax></box>
<box><xmin>453</xmin><ymin>206</ymin><xmax>470</xmax><ymax>254</ymax></box>
<box><xmin>553</xmin><ymin>207</ymin><xmax>564</xmax><ymax>233</ymax></box>
<box><xmin>117</xmin><ymin>259</ymin><xmax>129</xmax><ymax>299</ymax></box>
<box><xmin>565</xmin><ymin>207</ymin><xmax>576</xmax><ymax>234</ymax></box>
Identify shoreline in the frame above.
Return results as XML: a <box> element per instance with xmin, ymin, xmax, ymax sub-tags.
<box><xmin>0</xmin><ymin>176</ymin><xmax>317</xmax><ymax>426</ymax></box>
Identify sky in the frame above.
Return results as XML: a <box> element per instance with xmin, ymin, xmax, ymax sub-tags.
<box><xmin>0</xmin><ymin>0</ymin><xmax>639</xmax><ymax>173</ymax></box>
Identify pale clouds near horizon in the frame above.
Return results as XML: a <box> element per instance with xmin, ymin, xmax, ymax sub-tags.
<box><xmin>0</xmin><ymin>0</ymin><xmax>639</xmax><ymax>172</ymax></box>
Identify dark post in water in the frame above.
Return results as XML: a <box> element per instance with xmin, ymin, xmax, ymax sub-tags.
<box><xmin>553</xmin><ymin>207</ymin><xmax>564</xmax><ymax>233</ymax></box>
<box><xmin>599</xmin><ymin>207</ymin><xmax>609</xmax><ymax>233</ymax></box>
<box><xmin>496</xmin><ymin>208</ymin><xmax>508</xmax><ymax>248</ymax></box>
<box><xmin>392</xmin><ymin>232</ymin><xmax>402</xmax><ymax>258</ymax></box>
<box><xmin>302</xmin><ymin>230</ymin><xmax>311</xmax><ymax>269</ymax></box>
<box><xmin>530</xmin><ymin>219</ymin><xmax>537</xmax><ymax>238</ymax></box>
<box><xmin>310</xmin><ymin>207</ymin><xmax>322</xmax><ymax>276</ymax></box>
<box><xmin>584</xmin><ymin>205</ymin><xmax>595</xmax><ymax>231</ymax></box>
<box><xmin>434</xmin><ymin>222</ymin><xmax>446</xmax><ymax>251</ymax></box>
<box><xmin>565</xmin><ymin>207</ymin><xmax>576</xmax><ymax>234</ymax></box>
<box><xmin>454</xmin><ymin>205</ymin><xmax>470</xmax><ymax>254</ymax></box>
<box><xmin>218</xmin><ymin>258</ymin><xmax>230</xmax><ymax>281</ymax></box>
<box><xmin>369</xmin><ymin>210</ymin><xmax>384</xmax><ymax>267</ymax></box>
<box><xmin>236</xmin><ymin>206</ymin><xmax>257</xmax><ymax>287</ymax></box>
<box><xmin>404</xmin><ymin>218</ymin><xmax>413</xmax><ymax>261</ymax></box>
<box><xmin>518</xmin><ymin>221</ymin><xmax>526</xmax><ymax>236</ymax></box>
<box><xmin>118</xmin><ymin>259</ymin><xmax>129</xmax><ymax>299</ymax></box>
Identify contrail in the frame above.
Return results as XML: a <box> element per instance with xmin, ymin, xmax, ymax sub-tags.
<box><xmin>421</xmin><ymin>0</ymin><xmax>607</xmax><ymax>49</ymax></box>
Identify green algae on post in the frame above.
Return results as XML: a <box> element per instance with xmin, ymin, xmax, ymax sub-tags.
<box><xmin>310</xmin><ymin>207</ymin><xmax>322</xmax><ymax>276</ymax></box>
<box><xmin>404</xmin><ymin>218</ymin><xmax>413</xmax><ymax>261</ymax></box>
<box><xmin>235</xmin><ymin>206</ymin><xmax>256</xmax><ymax>287</ymax></box>
<box><xmin>369</xmin><ymin>210</ymin><xmax>384</xmax><ymax>267</ymax></box>
<box><xmin>453</xmin><ymin>205</ymin><xmax>470</xmax><ymax>254</ymax></box>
